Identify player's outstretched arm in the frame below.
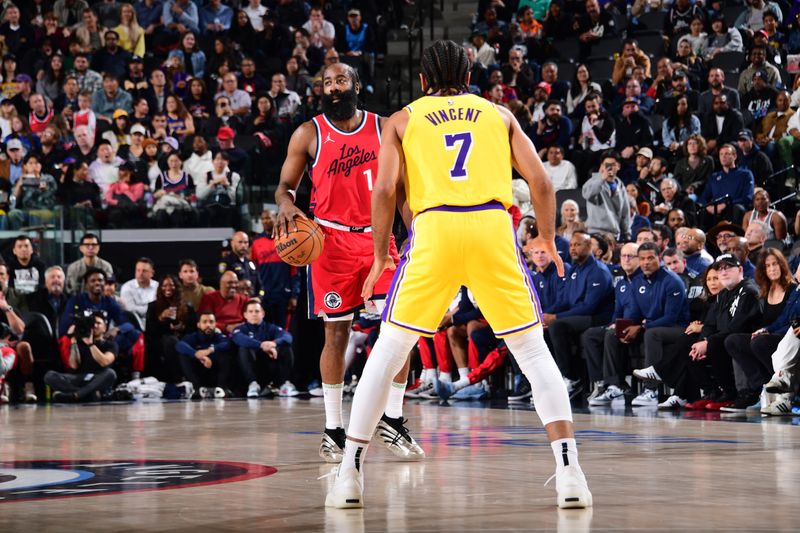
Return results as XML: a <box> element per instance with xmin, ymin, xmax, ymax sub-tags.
<box><xmin>362</xmin><ymin>110</ymin><xmax>406</xmax><ymax>299</ymax></box>
<box><xmin>274</xmin><ymin>122</ymin><xmax>314</xmax><ymax>238</ymax></box>
<box><xmin>499</xmin><ymin>105</ymin><xmax>564</xmax><ymax>277</ymax></box>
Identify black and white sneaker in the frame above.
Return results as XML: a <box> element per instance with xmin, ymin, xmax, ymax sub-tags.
<box><xmin>508</xmin><ymin>381</ymin><xmax>532</xmax><ymax>402</ymax></box>
<box><xmin>319</xmin><ymin>427</ymin><xmax>346</xmax><ymax>463</ymax></box>
<box><xmin>374</xmin><ymin>414</ymin><xmax>425</xmax><ymax>460</ymax></box>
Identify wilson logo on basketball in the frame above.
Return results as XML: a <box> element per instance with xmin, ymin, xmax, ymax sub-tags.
<box><xmin>276</xmin><ymin>239</ymin><xmax>298</xmax><ymax>253</ymax></box>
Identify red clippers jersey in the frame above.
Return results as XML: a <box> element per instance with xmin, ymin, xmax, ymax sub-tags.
<box><xmin>309</xmin><ymin>111</ymin><xmax>381</xmax><ymax>228</ymax></box>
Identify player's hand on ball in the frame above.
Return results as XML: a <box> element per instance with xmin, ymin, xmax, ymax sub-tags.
<box><xmin>361</xmin><ymin>255</ymin><xmax>396</xmax><ymax>299</ymax></box>
<box><xmin>274</xmin><ymin>202</ymin><xmax>308</xmax><ymax>238</ymax></box>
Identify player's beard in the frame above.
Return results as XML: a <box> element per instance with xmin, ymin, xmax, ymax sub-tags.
<box><xmin>321</xmin><ymin>89</ymin><xmax>358</xmax><ymax>122</ymax></box>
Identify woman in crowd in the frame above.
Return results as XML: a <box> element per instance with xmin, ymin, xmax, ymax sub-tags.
<box><xmin>165</xmin><ymin>95</ymin><xmax>195</xmax><ymax>141</ymax></box>
<box><xmin>230</xmin><ymin>10</ymin><xmax>259</xmax><ymax>56</ymax></box>
<box><xmin>101</xmin><ymin>109</ymin><xmax>131</xmax><ymax>152</ymax></box>
<box><xmin>557</xmin><ymin>199</ymin><xmax>586</xmax><ymax>241</ymax></box>
<box><xmin>197</xmin><ymin>151</ymin><xmax>240</xmax><ymax>227</ymax></box>
<box><xmin>662</xmin><ymin>95</ymin><xmax>701</xmax><ymax>159</ymax></box>
<box><xmin>145</xmin><ymin>274</ymin><xmax>197</xmax><ymax>382</ymax></box>
<box><xmin>105</xmin><ymin>162</ymin><xmax>146</xmax><ymax>227</ymax></box>
<box><xmin>701</xmin><ymin>14</ymin><xmax>743</xmax><ymax>60</ymax></box>
<box><xmin>151</xmin><ymin>152</ymin><xmax>196</xmax><ymax>227</ymax></box>
<box><xmin>722</xmin><ymin>250</ymin><xmax>795</xmax><ymax>411</ymax></box>
<box><xmin>566</xmin><ymin>64</ymin><xmax>601</xmax><ymax>117</ymax></box>
<box><xmin>742</xmin><ymin>188</ymin><xmax>788</xmax><ymax>241</ymax></box>
<box><xmin>7</xmin><ymin>116</ymin><xmax>41</xmax><ymax>153</ymax></box>
<box><xmin>673</xmin><ymin>134</ymin><xmax>714</xmax><ymax>195</ymax></box>
<box><xmin>36</xmin><ymin>53</ymin><xmax>66</xmax><ymax>102</ymax></box>
<box><xmin>183</xmin><ymin>78</ymin><xmax>213</xmax><ymax>124</ymax></box>
<box><xmin>168</xmin><ymin>31</ymin><xmax>206</xmax><ymax>80</ymax></box>
<box><xmin>114</xmin><ymin>3</ymin><xmax>145</xmax><ymax>58</ymax></box>
<box><xmin>284</xmin><ymin>55</ymin><xmax>309</xmax><ymax>97</ymax></box>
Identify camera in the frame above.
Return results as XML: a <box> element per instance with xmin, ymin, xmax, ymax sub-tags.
<box><xmin>73</xmin><ymin>315</ymin><xmax>95</xmax><ymax>340</ymax></box>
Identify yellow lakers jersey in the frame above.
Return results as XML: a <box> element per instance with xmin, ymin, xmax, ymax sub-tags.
<box><xmin>402</xmin><ymin>94</ymin><xmax>513</xmax><ymax>215</ymax></box>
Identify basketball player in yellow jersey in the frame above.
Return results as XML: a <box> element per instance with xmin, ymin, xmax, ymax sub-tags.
<box><xmin>326</xmin><ymin>40</ymin><xmax>592</xmax><ymax>510</ymax></box>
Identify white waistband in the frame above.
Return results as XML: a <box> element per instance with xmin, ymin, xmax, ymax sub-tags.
<box><xmin>314</xmin><ymin>217</ymin><xmax>372</xmax><ymax>233</ymax></box>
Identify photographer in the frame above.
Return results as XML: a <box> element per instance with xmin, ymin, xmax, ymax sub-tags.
<box><xmin>60</xmin><ymin>268</ymin><xmax>145</xmax><ymax>380</ymax></box>
<box><xmin>44</xmin><ymin>313</ymin><xmax>118</xmax><ymax>403</ymax></box>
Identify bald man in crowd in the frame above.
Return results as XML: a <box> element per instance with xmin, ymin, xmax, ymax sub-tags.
<box><xmin>219</xmin><ymin>231</ymin><xmax>262</xmax><ymax>298</ymax></box>
<box><xmin>199</xmin><ymin>271</ymin><xmax>249</xmax><ymax>334</ymax></box>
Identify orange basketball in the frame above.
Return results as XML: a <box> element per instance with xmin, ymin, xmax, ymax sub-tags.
<box><xmin>275</xmin><ymin>217</ymin><xmax>325</xmax><ymax>266</ymax></box>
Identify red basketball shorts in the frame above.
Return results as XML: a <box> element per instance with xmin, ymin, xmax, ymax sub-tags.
<box><xmin>307</xmin><ymin>226</ymin><xmax>399</xmax><ymax>320</ymax></box>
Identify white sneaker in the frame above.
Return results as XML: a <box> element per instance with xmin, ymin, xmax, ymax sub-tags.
<box><xmin>0</xmin><ymin>382</ymin><xmax>9</xmax><ymax>403</ymax></box>
<box><xmin>761</xmin><ymin>393</ymin><xmax>793</xmax><ymax>415</ymax></box>
<box><xmin>198</xmin><ymin>387</ymin><xmax>213</xmax><ymax>399</ymax></box>
<box><xmin>553</xmin><ymin>465</ymin><xmax>592</xmax><ymax>509</ymax></box>
<box><xmin>325</xmin><ymin>467</ymin><xmax>364</xmax><ymax>508</ymax></box>
<box><xmin>279</xmin><ymin>381</ymin><xmax>299</xmax><ymax>397</ymax></box>
<box><xmin>631</xmin><ymin>388</ymin><xmax>659</xmax><ymax>407</ymax></box>
<box><xmin>213</xmin><ymin>387</ymin><xmax>226</xmax><ymax>399</ymax></box>
<box><xmin>417</xmin><ymin>380</ymin><xmax>440</xmax><ymax>399</ymax></box>
<box><xmin>587</xmin><ymin>381</ymin><xmax>604</xmax><ymax>402</ymax></box>
<box><xmin>588</xmin><ymin>384</ymin><xmax>625</xmax><ymax>406</ymax></box>
<box><xmin>247</xmin><ymin>381</ymin><xmax>261</xmax><ymax>398</ymax></box>
<box><xmin>404</xmin><ymin>380</ymin><xmax>432</xmax><ymax>398</ymax></box>
<box><xmin>24</xmin><ymin>382</ymin><xmax>37</xmax><ymax>402</ymax></box>
<box><xmin>633</xmin><ymin>366</ymin><xmax>662</xmax><ymax>383</ymax></box>
<box><xmin>658</xmin><ymin>395</ymin><xmax>687</xmax><ymax>409</ymax></box>
<box><xmin>765</xmin><ymin>370</ymin><xmax>792</xmax><ymax>394</ymax></box>
<box><xmin>563</xmin><ymin>377</ymin><xmax>583</xmax><ymax>399</ymax></box>
<box><xmin>308</xmin><ymin>382</ymin><xmax>324</xmax><ymax>397</ymax></box>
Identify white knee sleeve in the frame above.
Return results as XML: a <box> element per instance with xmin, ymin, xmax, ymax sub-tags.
<box><xmin>505</xmin><ymin>327</ymin><xmax>573</xmax><ymax>425</ymax></box>
<box><xmin>347</xmin><ymin>324</ymin><xmax>418</xmax><ymax>441</ymax></box>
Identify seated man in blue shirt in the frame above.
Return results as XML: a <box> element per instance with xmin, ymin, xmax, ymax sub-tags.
<box><xmin>232</xmin><ymin>300</ymin><xmax>296</xmax><ymax>398</ymax></box>
<box><xmin>699</xmin><ymin>144</ymin><xmax>754</xmax><ymax>226</ymax></box>
<box><xmin>544</xmin><ymin>230</ymin><xmax>614</xmax><ymax>398</ymax></box>
<box><xmin>176</xmin><ymin>311</ymin><xmax>232</xmax><ymax>398</ymax></box>
<box><xmin>590</xmin><ymin>242</ymin><xmax>690</xmax><ymax>407</ymax></box>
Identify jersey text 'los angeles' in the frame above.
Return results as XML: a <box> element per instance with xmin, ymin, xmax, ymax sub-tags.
<box><xmin>309</xmin><ymin>111</ymin><xmax>381</xmax><ymax>228</ymax></box>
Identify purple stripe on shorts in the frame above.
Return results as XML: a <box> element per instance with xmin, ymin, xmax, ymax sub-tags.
<box><xmin>421</xmin><ymin>200</ymin><xmax>505</xmax><ymax>214</ymax></box>
<box><xmin>495</xmin><ymin>320</ymin><xmax>540</xmax><ymax>336</ymax></box>
<box><xmin>386</xmin><ymin>318</ymin><xmax>436</xmax><ymax>336</ymax></box>
<box><xmin>382</xmin><ymin>221</ymin><xmax>415</xmax><ymax>323</ymax></box>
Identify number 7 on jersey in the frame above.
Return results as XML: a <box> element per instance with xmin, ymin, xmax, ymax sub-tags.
<box><xmin>444</xmin><ymin>132</ymin><xmax>473</xmax><ymax>181</ymax></box>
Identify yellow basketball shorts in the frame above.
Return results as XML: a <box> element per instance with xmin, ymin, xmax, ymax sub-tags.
<box><xmin>382</xmin><ymin>201</ymin><xmax>543</xmax><ymax>337</ymax></box>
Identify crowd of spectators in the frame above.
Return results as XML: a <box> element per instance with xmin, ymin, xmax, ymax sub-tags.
<box><xmin>0</xmin><ymin>0</ymin><xmax>395</xmax><ymax>230</ymax></box>
<box><xmin>3</xmin><ymin>0</ymin><xmax>800</xmax><ymax>416</ymax></box>
<box><xmin>0</xmin><ymin>213</ymin><xmax>310</xmax><ymax>402</ymax></box>
<box><xmin>401</xmin><ymin>0</ymin><xmax>800</xmax><ymax>415</ymax></box>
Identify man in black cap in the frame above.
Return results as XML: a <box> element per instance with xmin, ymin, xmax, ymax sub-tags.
<box><xmin>736</xmin><ymin>128</ymin><xmax>773</xmax><ymax>186</ymax></box>
<box><xmin>615</xmin><ymin>97</ymin><xmax>654</xmax><ymax>165</ymax></box>
<box><xmin>633</xmin><ymin>253</ymin><xmax>762</xmax><ymax>410</ymax></box>
<box><xmin>743</xmin><ymin>70</ymin><xmax>778</xmax><ymax>123</ymax></box>
<box><xmin>123</xmin><ymin>56</ymin><xmax>151</xmax><ymax>103</ymax></box>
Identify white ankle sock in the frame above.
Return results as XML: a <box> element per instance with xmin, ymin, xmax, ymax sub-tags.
<box><xmin>323</xmin><ymin>383</ymin><xmax>344</xmax><ymax>430</ymax></box>
<box><xmin>452</xmin><ymin>377</ymin><xmax>470</xmax><ymax>390</ymax></box>
<box><xmin>551</xmin><ymin>438</ymin><xmax>580</xmax><ymax>470</ymax></box>
<box><xmin>458</xmin><ymin>367</ymin><xmax>469</xmax><ymax>379</ymax></box>
<box><xmin>384</xmin><ymin>381</ymin><xmax>406</xmax><ymax>419</ymax></box>
<box><xmin>421</xmin><ymin>368</ymin><xmax>433</xmax><ymax>382</ymax></box>
<box><xmin>340</xmin><ymin>439</ymin><xmax>369</xmax><ymax>476</ymax></box>
<box><xmin>438</xmin><ymin>371</ymin><xmax>452</xmax><ymax>383</ymax></box>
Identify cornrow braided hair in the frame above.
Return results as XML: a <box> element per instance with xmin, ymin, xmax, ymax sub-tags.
<box><xmin>420</xmin><ymin>40</ymin><xmax>470</xmax><ymax>95</ymax></box>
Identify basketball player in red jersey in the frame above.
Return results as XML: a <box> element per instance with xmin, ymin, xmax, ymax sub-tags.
<box><xmin>274</xmin><ymin>63</ymin><xmax>424</xmax><ymax>464</ymax></box>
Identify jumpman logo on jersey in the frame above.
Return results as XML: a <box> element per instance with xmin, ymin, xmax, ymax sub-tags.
<box><xmin>324</xmin><ymin>132</ymin><xmax>335</xmax><ymax>144</ymax></box>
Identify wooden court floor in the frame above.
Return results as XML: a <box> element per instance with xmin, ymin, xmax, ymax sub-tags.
<box><xmin>1</xmin><ymin>398</ymin><xmax>799</xmax><ymax>532</ymax></box>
